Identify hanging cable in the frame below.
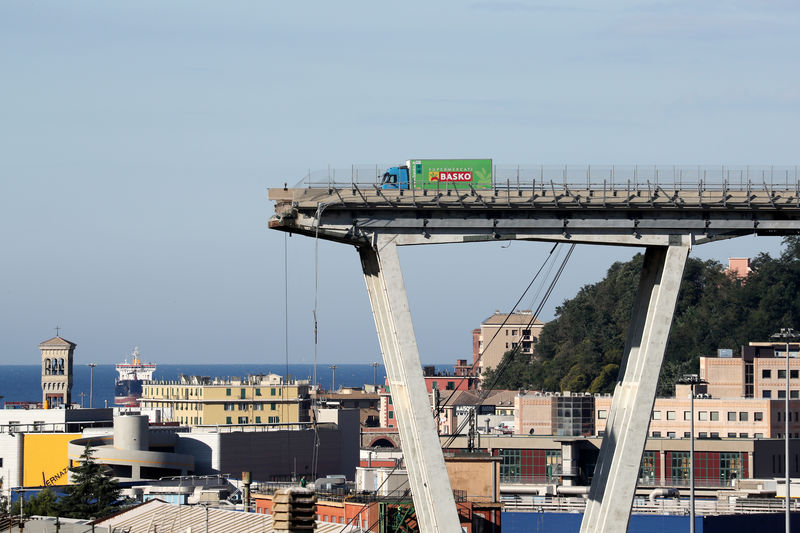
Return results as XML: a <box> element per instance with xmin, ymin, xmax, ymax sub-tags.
<box><xmin>442</xmin><ymin>243</ymin><xmax>576</xmax><ymax>450</ymax></box>
<box><xmin>310</xmin><ymin>202</ymin><xmax>332</xmax><ymax>479</ymax></box>
<box><xmin>433</xmin><ymin>242</ymin><xmax>561</xmax><ymax>420</ymax></box>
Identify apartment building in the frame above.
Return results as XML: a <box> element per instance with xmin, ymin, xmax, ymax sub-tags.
<box><xmin>702</xmin><ymin>342</ymin><xmax>800</xmax><ymax>399</ymax></box>
<box><xmin>140</xmin><ymin>373</ymin><xmax>310</xmax><ymax>426</ymax></box>
<box><xmin>474</xmin><ymin>310</ymin><xmax>545</xmax><ymax>375</ymax></box>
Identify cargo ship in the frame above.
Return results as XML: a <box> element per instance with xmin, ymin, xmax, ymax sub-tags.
<box><xmin>114</xmin><ymin>347</ymin><xmax>156</xmax><ymax>406</ymax></box>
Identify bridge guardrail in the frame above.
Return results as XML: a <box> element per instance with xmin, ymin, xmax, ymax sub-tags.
<box><xmin>296</xmin><ymin>164</ymin><xmax>800</xmax><ymax>193</ymax></box>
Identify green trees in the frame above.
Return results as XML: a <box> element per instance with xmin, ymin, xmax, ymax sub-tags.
<box><xmin>8</xmin><ymin>488</ymin><xmax>59</xmax><ymax>517</ymax></box>
<box><xmin>57</xmin><ymin>444</ymin><xmax>122</xmax><ymax>519</ymax></box>
<box><xmin>484</xmin><ymin>237</ymin><xmax>800</xmax><ymax>396</ymax></box>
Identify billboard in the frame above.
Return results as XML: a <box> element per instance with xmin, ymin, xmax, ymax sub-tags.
<box><xmin>23</xmin><ymin>433</ymin><xmax>79</xmax><ymax>487</ymax></box>
<box><xmin>409</xmin><ymin>159</ymin><xmax>492</xmax><ymax>190</ymax></box>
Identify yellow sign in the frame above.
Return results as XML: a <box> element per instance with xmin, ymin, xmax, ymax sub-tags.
<box><xmin>23</xmin><ymin>433</ymin><xmax>79</xmax><ymax>487</ymax></box>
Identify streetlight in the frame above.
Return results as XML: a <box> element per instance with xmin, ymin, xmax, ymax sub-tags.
<box><xmin>87</xmin><ymin>363</ymin><xmax>97</xmax><ymax>408</ymax></box>
<box><xmin>371</xmin><ymin>362</ymin><xmax>380</xmax><ymax>387</ymax></box>
<box><xmin>678</xmin><ymin>373</ymin><xmax>707</xmax><ymax>533</ymax></box>
<box><xmin>772</xmin><ymin>327</ymin><xmax>800</xmax><ymax>533</ymax></box>
<box><xmin>329</xmin><ymin>365</ymin><xmax>337</xmax><ymax>392</ymax></box>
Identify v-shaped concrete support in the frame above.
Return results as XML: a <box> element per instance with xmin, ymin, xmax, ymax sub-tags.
<box><xmin>581</xmin><ymin>243</ymin><xmax>690</xmax><ymax>533</ymax></box>
<box><xmin>359</xmin><ymin>235</ymin><xmax>461</xmax><ymax>533</ymax></box>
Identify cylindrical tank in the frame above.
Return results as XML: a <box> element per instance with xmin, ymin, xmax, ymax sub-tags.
<box><xmin>113</xmin><ymin>414</ymin><xmax>150</xmax><ymax>451</ymax></box>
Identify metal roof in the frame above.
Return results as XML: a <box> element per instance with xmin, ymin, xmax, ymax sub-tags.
<box><xmin>94</xmin><ymin>499</ymin><xmax>366</xmax><ymax>532</ymax></box>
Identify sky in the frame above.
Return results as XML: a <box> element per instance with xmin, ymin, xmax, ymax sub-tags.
<box><xmin>1</xmin><ymin>1</ymin><xmax>798</xmax><ymax>366</ymax></box>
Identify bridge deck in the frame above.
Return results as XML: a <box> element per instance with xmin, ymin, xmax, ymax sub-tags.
<box><xmin>270</xmin><ymin>184</ymin><xmax>800</xmax><ymax>212</ymax></box>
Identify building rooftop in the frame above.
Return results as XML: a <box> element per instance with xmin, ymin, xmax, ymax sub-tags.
<box><xmin>482</xmin><ymin>310</ymin><xmax>544</xmax><ymax>326</ymax></box>
<box><xmin>38</xmin><ymin>336</ymin><xmax>76</xmax><ymax>348</ymax></box>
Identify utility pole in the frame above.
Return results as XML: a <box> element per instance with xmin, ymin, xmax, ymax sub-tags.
<box><xmin>372</xmin><ymin>362</ymin><xmax>379</xmax><ymax>387</ymax></box>
<box><xmin>772</xmin><ymin>327</ymin><xmax>800</xmax><ymax>533</ymax></box>
<box><xmin>87</xmin><ymin>363</ymin><xmax>97</xmax><ymax>408</ymax></box>
<box><xmin>329</xmin><ymin>365</ymin><xmax>337</xmax><ymax>392</ymax></box>
<box><xmin>679</xmin><ymin>374</ymin><xmax>707</xmax><ymax>533</ymax></box>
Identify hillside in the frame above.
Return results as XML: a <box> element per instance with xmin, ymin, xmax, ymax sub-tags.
<box><xmin>483</xmin><ymin>236</ymin><xmax>800</xmax><ymax>395</ymax></box>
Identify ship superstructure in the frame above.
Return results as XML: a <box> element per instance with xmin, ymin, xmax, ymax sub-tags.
<box><xmin>114</xmin><ymin>347</ymin><xmax>156</xmax><ymax>406</ymax></box>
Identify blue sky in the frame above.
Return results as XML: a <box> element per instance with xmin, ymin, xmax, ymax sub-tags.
<box><xmin>1</xmin><ymin>1</ymin><xmax>798</xmax><ymax>365</ymax></box>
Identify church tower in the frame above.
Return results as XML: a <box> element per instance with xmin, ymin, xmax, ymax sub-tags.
<box><xmin>40</xmin><ymin>336</ymin><xmax>75</xmax><ymax>408</ymax></box>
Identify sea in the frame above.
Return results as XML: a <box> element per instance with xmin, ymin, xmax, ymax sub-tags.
<box><xmin>0</xmin><ymin>363</ymin><xmax>390</xmax><ymax>408</ymax></box>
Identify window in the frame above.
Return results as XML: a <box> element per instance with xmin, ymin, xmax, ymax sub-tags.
<box><xmin>754</xmin><ymin>433</ymin><xmax>764</xmax><ymax>438</ymax></box>
<box><xmin>792</xmin><ymin>391</ymin><xmax>799</xmax><ymax>399</ymax></box>
<box><xmin>667</xmin><ymin>432</ymin><xmax>676</xmax><ymax>438</ymax></box>
<box><xmin>698</xmin><ymin>411</ymin><xmax>708</xmax><ymax>421</ymax></box>
<box><xmin>793</xmin><ymin>370</ymin><xmax>799</xmax><ymax>379</ymax></box>
<box><xmin>270</xmin><ymin>403</ymin><xmax>276</xmax><ymax>410</ymax></box>
<box><xmin>432</xmin><ymin>381</ymin><xmax>438</xmax><ymax>390</ymax></box>
<box><xmin>670</xmin><ymin>451</ymin><xmax>689</xmax><ymax>483</ymax></box>
<box><xmin>388</xmin><ymin>411</ymin><xmax>394</xmax><ymax>419</ymax></box>
<box><xmin>710</xmin><ymin>432</ymin><xmax>719</xmax><ymax>438</ymax></box>
<box><xmin>667</xmin><ymin>411</ymin><xmax>676</xmax><ymax>420</ymax></box>
<box><xmin>256</xmin><ymin>416</ymin><xmax>261</xmax><ymax>423</ymax></box>
<box><xmin>754</xmin><ymin>412</ymin><xmax>763</xmax><ymax>421</ymax></box>
<box><xmin>699</xmin><ymin>432</ymin><xmax>708</xmax><ymax>438</ymax></box>
<box><xmin>240</xmin><ymin>389</ymin><xmax>247</xmax><ymax>399</ymax></box>
<box><xmin>268</xmin><ymin>416</ymin><xmax>280</xmax><ymax>423</ymax></box>
<box><xmin>779</xmin><ymin>370</ymin><xmax>787</xmax><ymax>379</ymax></box>
<box><xmin>446</xmin><ymin>381</ymin><xmax>455</xmax><ymax>390</ymax></box>
<box><xmin>763</xmin><ymin>369</ymin><xmax>772</xmax><ymax>378</ymax></box>
<box><xmin>711</xmin><ymin>411</ymin><xmax>719</xmax><ymax>421</ymax></box>
<box><xmin>652</xmin><ymin>411</ymin><xmax>662</xmax><ymax>420</ymax></box>
<box><xmin>739</xmin><ymin>433</ymin><xmax>748</xmax><ymax>438</ymax></box>
<box><xmin>728</xmin><ymin>432</ymin><xmax>737</xmax><ymax>438</ymax></box>
<box><xmin>271</xmin><ymin>388</ymin><xmax>277</xmax><ymax>396</ymax></box>
<box><xmin>226</xmin><ymin>388</ymin><xmax>231</xmax><ymax>396</ymax></box>
<box><xmin>256</xmin><ymin>389</ymin><xmax>262</xmax><ymax>396</ymax></box>
<box><xmin>598</xmin><ymin>410</ymin><xmax>607</xmax><ymax>419</ymax></box>
<box><xmin>652</xmin><ymin>431</ymin><xmax>661</xmax><ymax>437</ymax></box>
<box><xmin>779</xmin><ymin>390</ymin><xmax>787</xmax><ymax>399</ymax></box>
<box><xmin>238</xmin><ymin>416</ymin><xmax>248</xmax><ymax>424</ymax></box>
<box><xmin>512</xmin><ymin>329</ymin><xmax>517</xmax><ymax>335</ymax></box>
<box><xmin>684</xmin><ymin>411</ymin><xmax>691</xmax><ymax>421</ymax></box>
<box><xmin>763</xmin><ymin>390</ymin><xmax>772</xmax><ymax>398</ymax></box>
<box><xmin>727</xmin><ymin>412</ymin><xmax>736</xmax><ymax>421</ymax></box>
<box><xmin>226</xmin><ymin>416</ymin><xmax>232</xmax><ymax>424</ymax></box>
<box><xmin>739</xmin><ymin>412</ymin><xmax>748</xmax><ymax>421</ymax></box>
<box><xmin>684</xmin><ymin>432</ymin><xmax>691</xmax><ymax>438</ymax></box>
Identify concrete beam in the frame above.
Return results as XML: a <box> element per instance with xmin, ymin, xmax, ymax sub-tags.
<box><xmin>358</xmin><ymin>235</ymin><xmax>461</xmax><ymax>533</ymax></box>
<box><xmin>580</xmin><ymin>242</ymin><xmax>690</xmax><ymax>533</ymax></box>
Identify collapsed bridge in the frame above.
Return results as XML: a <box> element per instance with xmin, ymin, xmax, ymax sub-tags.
<box><xmin>269</xmin><ymin>164</ymin><xmax>800</xmax><ymax>533</ymax></box>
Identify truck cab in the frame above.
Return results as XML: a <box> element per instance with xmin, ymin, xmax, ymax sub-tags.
<box><xmin>381</xmin><ymin>166</ymin><xmax>409</xmax><ymax>189</ymax></box>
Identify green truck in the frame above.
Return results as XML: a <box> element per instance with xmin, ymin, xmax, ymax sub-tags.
<box><xmin>381</xmin><ymin>159</ymin><xmax>493</xmax><ymax>190</ymax></box>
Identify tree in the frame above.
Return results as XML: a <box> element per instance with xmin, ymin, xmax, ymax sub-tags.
<box><xmin>57</xmin><ymin>444</ymin><xmax>122</xmax><ymax>519</ymax></box>
<box><xmin>8</xmin><ymin>488</ymin><xmax>58</xmax><ymax>518</ymax></box>
<box><xmin>482</xmin><ymin>237</ymin><xmax>800</xmax><ymax>395</ymax></box>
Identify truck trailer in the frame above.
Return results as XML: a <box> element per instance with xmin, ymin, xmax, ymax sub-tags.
<box><xmin>381</xmin><ymin>159</ymin><xmax>492</xmax><ymax>190</ymax></box>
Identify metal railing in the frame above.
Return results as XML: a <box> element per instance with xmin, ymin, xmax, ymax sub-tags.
<box><xmin>296</xmin><ymin>164</ymin><xmax>800</xmax><ymax>193</ymax></box>
<box><xmin>501</xmin><ymin>495</ymin><xmax>800</xmax><ymax>515</ymax></box>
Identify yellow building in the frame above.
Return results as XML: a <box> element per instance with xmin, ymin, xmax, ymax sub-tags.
<box><xmin>140</xmin><ymin>373</ymin><xmax>310</xmax><ymax>426</ymax></box>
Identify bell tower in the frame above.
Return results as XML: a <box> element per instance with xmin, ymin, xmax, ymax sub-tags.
<box><xmin>40</xmin><ymin>336</ymin><xmax>76</xmax><ymax>408</ymax></box>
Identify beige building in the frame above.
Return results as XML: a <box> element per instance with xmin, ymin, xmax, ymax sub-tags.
<box><xmin>475</xmin><ymin>310</ymin><xmax>544</xmax><ymax>375</ymax></box>
<box><xmin>40</xmin><ymin>336</ymin><xmax>75</xmax><ymax>408</ymax></box>
<box><xmin>703</xmin><ymin>341</ymin><xmax>800</xmax><ymax>399</ymax></box>
<box><xmin>140</xmin><ymin>373</ymin><xmax>310</xmax><ymax>426</ymax></box>
<box><xmin>595</xmin><ymin>387</ymin><xmax>800</xmax><ymax>440</ymax></box>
